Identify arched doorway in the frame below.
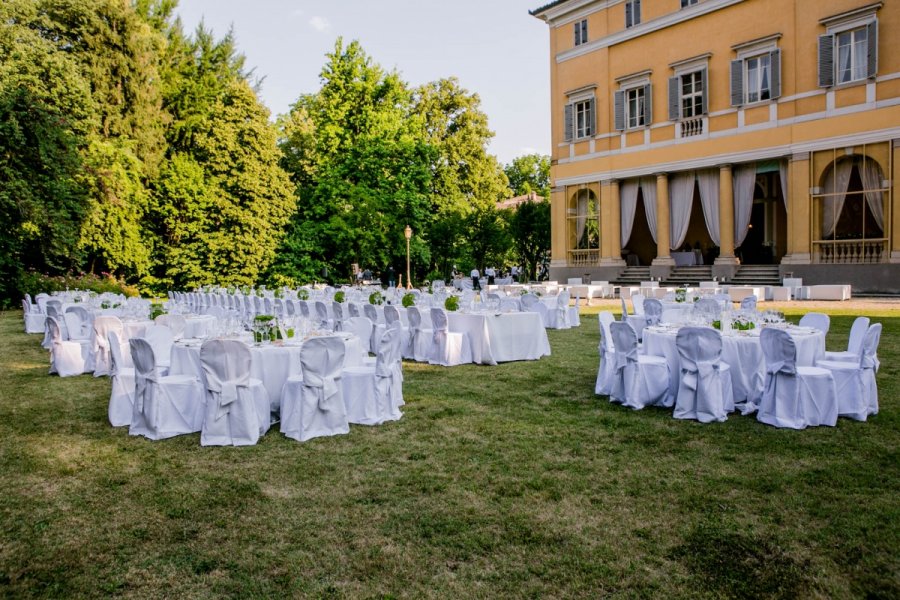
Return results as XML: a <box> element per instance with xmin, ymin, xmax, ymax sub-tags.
<box><xmin>566</xmin><ymin>186</ymin><xmax>599</xmax><ymax>266</ymax></box>
<box><xmin>679</xmin><ymin>182</ymin><xmax>716</xmax><ymax>264</ymax></box>
<box><xmin>736</xmin><ymin>171</ymin><xmax>788</xmax><ymax>264</ymax></box>
<box><xmin>622</xmin><ymin>187</ymin><xmax>657</xmax><ymax>265</ymax></box>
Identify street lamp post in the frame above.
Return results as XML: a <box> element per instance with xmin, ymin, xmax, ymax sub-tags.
<box><xmin>404</xmin><ymin>225</ymin><xmax>412</xmax><ymax>290</ymax></box>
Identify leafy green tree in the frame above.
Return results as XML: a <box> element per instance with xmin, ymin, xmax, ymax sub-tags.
<box><xmin>465</xmin><ymin>206</ymin><xmax>513</xmax><ymax>272</ymax></box>
<box><xmin>509</xmin><ymin>198</ymin><xmax>551</xmax><ymax>282</ymax></box>
<box><xmin>505</xmin><ymin>154</ymin><xmax>551</xmax><ymax>199</ymax></box>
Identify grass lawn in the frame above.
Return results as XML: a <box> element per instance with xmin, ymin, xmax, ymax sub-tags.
<box><xmin>0</xmin><ymin>306</ymin><xmax>898</xmax><ymax>598</ymax></box>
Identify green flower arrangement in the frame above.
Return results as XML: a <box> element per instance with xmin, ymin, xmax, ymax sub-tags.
<box><xmin>444</xmin><ymin>296</ymin><xmax>460</xmax><ymax>312</ymax></box>
<box><xmin>711</xmin><ymin>320</ymin><xmax>721</xmax><ymax>330</ymax></box>
<box><xmin>296</xmin><ymin>289</ymin><xmax>310</xmax><ymax>301</ymax></box>
<box><xmin>675</xmin><ymin>288</ymin><xmax>687</xmax><ymax>303</ymax></box>
<box><xmin>333</xmin><ymin>290</ymin><xmax>346</xmax><ymax>303</ymax></box>
<box><xmin>369</xmin><ymin>291</ymin><xmax>384</xmax><ymax>306</ymax></box>
<box><xmin>273</xmin><ymin>288</ymin><xmax>283</xmax><ymax>299</ymax></box>
<box><xmin>401</xmin><ymin>293</ymin><xmax>415</xmax><ymax>308</ymax></box>
<box><xmin>100</xmin><ymin>301</ymin><xmax>122</xmax><ymax>310</ymax></box>
<box><xmin>149</xmin><ymin>304</ymin><xmax>166</xmax><ymax>320</ymax></box>
<box><xmin>253</xmin><ymin>314</ymin><xmax>279</xmax><ymax>342</ymax></box>
<box><xmin>732</xmin><ymin>316</ymin><xmax>756</xmax><ymax>331</ymax></box>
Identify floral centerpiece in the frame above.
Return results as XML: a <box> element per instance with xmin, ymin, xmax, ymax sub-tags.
<box><xmin>100</xmin><ymin>300</ymin><xmax>121</xmax><ymax>310</ymax></box>
<box><xmin>333</xmin><ymin>290</ymin><xmax>346</xmax><ymax>303</ymax></box>
<box><xmin>149</xmin><ymin>303</ymin><xmax>166</xmax><ymax>320</ymax></box>
<box><xmin>732</xmin><ymin>314</ymin><xmax>756</xmax><ymax>331</ymax></box>
<box><xmin>444</xmin><ymin>296</ymin><xmax>459</xmax><ymax>312</ymax></box>
<box><xmin>369</xmin><ymin>291</ymin><xmax>384</xmax><ymax>306</ymax></box>
<box><xmin>402</xmin><ymin>293</ymin><xmax>415</xmax><ymax>308</ymax></box>
<box><xmin>253</xmin><ymin>314</ymin><xmax>279</xmax><ymax>342</ymax></box>
<box><xmin>675</xmin><ymin>288</ymin><xmax>687</xmax><ymax>303</ymax></box>
<box><xmin>296</xmin><ymin>288</ymin><xmax>309</xmax><ymax>301</ymax></box>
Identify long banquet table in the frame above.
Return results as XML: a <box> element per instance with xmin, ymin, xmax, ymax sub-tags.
<box><xmin>642</xmin><ymin>324</ymin><xmax>826</xmax><ymax>406</ymax></box>
<box><xmin>447</xmin><ymin>311</ymin><xmax>551</xmax><ymax>365</ymax></box>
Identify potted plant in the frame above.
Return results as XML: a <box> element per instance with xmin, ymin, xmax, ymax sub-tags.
<box><xmin>402</xmin><ymin>293</ymin><xmax>415</xmax><ymax>308</ymax></box>
<box><xmin>444</xmin><ymin>296</ymin><xmax>460</xmax><ymax>312</ymax></box>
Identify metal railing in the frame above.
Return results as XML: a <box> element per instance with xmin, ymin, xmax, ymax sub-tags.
<box><xmin>567</xmin><ymin>249</ymin><xmax>599</xmax><ymax>266</ymax></box>
<box><xmin>812</xmin><ymin>238</ymin><xmax>888</xmax><ymax>264</ymax></box>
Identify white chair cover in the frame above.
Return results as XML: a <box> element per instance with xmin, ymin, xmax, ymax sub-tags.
<box><xmin>632</xmin><ymin>293</ymin><xmax>645</xmax><ymax>315</ymax></box>
<box><xmin>643</xmin><ymin>298</ymin><xmax>663</xmax><ymax>327</ymax></box>
<box><xmin>816</xmin><ymin>323</ymin><xmax>881</xmax><ymax>421</ymax></box>
<box><xmin>798</xmin><ymin>312</ymin><xmax>830</xmax><ymax>335</ymax></box>
<box><xmin>520</xmin><ymin>293</ymin><xmax>539</xmax><ymax>311</ymax></box>
<box><xmin>92</xmin><ymin>315</ymin><xmax>124</xmax><ymax>377</ymax></box>
<box><xmin>620</xmin><ymin>297</ymin><xmax>629</xmax><ymax>318</ymax></box>
<box><xmin>594</xmin><ymin>311</ymin><xmax>617</xmax><ymax>396</ymax></box>
<box><xmin>107</xmin><ymin>330</ymin><xmax>135</xmax><ymax>427</ymax></box>
<box><xmin>280</xmin><ymin>337</ymin><xmax>349</xmax><ymax>442</ymax></box>
<box><xmin>142</xmin><ymin>325</ymin><xmax>175</xmax><ymax>371</ymax></box>
<box><xmin>345</xmin><ymin>317</ymin><xmax>375</xmax><ymax>359</ymax></box>
<box><xmin>332</xmin><ymin>301</ymin><xmax>346</xmax><ymax>332</ymax></box>
<box><xmin>47</xmin><ymin>316</ymin><xmax>92</xmax><ymax>377</ymax></box>
<box><xmin>363</xmin><ymin>303</ymin><xmax>381</xmax><ymax>324</ymax></box>
<box><xmin>342</xmin><ymin>326</ymin><xmax>404</xmax><ymax>425</ymax></box>
<box><xmin>199</xmin><ymin>340</ymin><xmax>271</xmax><ymax>446</ymax></box>
<box><xmin>547</xmin><ymin>290</ymin><xmax>570</xmax><ymax>329</ymax></box>
<box><xmin>23</xmin><ymin>299</ymin><xmax>45</xmax><ymax>333</ymax></box>
<box><xmin>428</xmin><ymin>307</ymin><xmax>473</xmax><ymax>366</ymax></box>
<box><xmin>740</xmin><ymin>295</ymin><xmax>758</xmax><ymax>311</ymax></box>
<box><xmin>757</xmin><ymin>328</ymin><xmax>837</xmax><ymax>429</ymax></box>
<box><xmin>673</xmin><ymin>327</ymin><xmax>734</xmax><ymax>423</ymax></box>
<box><xmin>347</xmin><ymin>302</ymin><xmax>361</xmax><ymax>318</ymax></box>
<box><xmin>824</xmin><ymin>316</ymin><xmax>869</xmax><ymax>362</ymax></box>
<box><xmin>128</xmin><ymin>338</ymin><xmax>204</xmax><ymax>440</ymax></box>
<box><xmin>608</xmin><ymin>321</ymin><xmax>669</xmax><ymax>410</ymax></box>
<box><xmin>64</xmin><ymin>306</ymin><xmax>92</xmax><ymax>341</ymax></box>
<box><xmin>296</xmin><ymin>300</ymin><xmax>311</xmax><ymax>318</ymax></box>
<box><xmin>405</xmin><ymin>306</ymin><xmax>433</xmax><ymax>362</ymax></box>
<box><xmin>694</xmin><ymin>298</ymin><xmax>721</xmax><ymax>319</ymax></box>
<box><xmin>155</xmin><ymin>314</ymin><xmax>187</xmax><ymax>339</ymax></box>
<box><xmin>568</xmin><ymin>294</ymin><xmax>581</xmax><ymax>327</ymax></box>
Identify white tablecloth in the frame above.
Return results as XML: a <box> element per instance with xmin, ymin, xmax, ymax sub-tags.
<box><xmin>642</xmin><ymin>325</ymin><xmax>825</xmax><ymax>406</ymax></box>
<box><xmin>447</xmin><ymin>311</ymin><xmax>551</xmax><ymax>365</ymax></box>
<box><xmin>168</xmin><ymin>333</ymin><xmax>367</xmax><ymax>410</ymax></box>
<box><xmin>184</xmin><ymin>314</ymin><xmax>218</xmax><ymax>338</ymax></box>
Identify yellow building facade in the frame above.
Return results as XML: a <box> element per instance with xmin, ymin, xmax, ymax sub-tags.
<box><xmin>532</xmin><ymin>0</ymin><xmax>900</xmax><ymax>292</ymax></box>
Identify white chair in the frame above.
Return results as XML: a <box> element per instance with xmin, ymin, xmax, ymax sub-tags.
<box><xmin>594</xmin><ymin>311</ymin><xmax>617</xmax><ymax>396</ymax></box>
<box><xmin>47</xmin><ymin>316</ymin><xmax>93</xmax><ymax>377</ymax></box>
<box><xmin>364</xmin><ymin>303</ymin><xmax>385</xmax><ymax>353</ymax></box>
<box><xmin>345</xmin><ymin>316</ymin><xmax>375</xmax><ymax>362</ymax></box>
<box><xmin>64</xmin><ymin>306</ymin><xmax>93</xmax><ymax>341</ymax></box>
<box><xmin>546</xmin><ymin>290</ymin><xmax>570</xmax><ymax>329</ymax></box>
<box><xmin>280</xmin><ymin>336</ymin><xmax>349</xmax><ymax>442</ymax></box>
<box><xmin>296</xmin><ymin>300</ymin><xmax>311</xmax><ymax>319</ymax></box>
<box><xmin>92</xmin><ymin>315</ymin><xmax>124</xmax><ymax>377</ymax></box>
<box><xmin>608</xmin><ymin>322</ymin><xmax>669</xmax><ymax>410</ymax></box>
<box><xmin>313</xmin><ymin>300</ymin><xmax>332</xmax><ymax>330</ymax></box>
<box><xmin>673</xmin><ymin>327</ymin><xmax>734</xmax><ymax>423</ymax></box>
<box><xmin>757</xmin><ymin>328</ymin><xmax>837</xmax><ymax>429</ymax></box>
<box><xmin>142</xmin><ymin>325</ymin><xmax>175</xmax><ymax>373</ymax></box>
<box><xmin>342</xmin><ymin>326</ymin><xmax>404</xmax><ymax>425</ymax></box>
<box><xmin>631</xmin><ymin>293</ymin><xmax>645</xmax><ymax>315</ymax></box>
<box><xmin>620</xmin><ymin>297</ymin><xmax>630</xmax><ymax>319</ymax></box>
<box><xmin>568</xmin><ymin>294</ymin><xmax>582</xmax><ymax>327</ymax></box>
<box><xmin>405</xmin><ymin>306</ymin><xmax>433</xmax><ymax>362</ymax></box>
<box><xmin>694</xmin><ymin>298</ymin><xmax>721</xmax><ymax>319</ymax></box>
<box><xmin>332</xmin><ymin>301</ymin><xmax>347</xmax><ymax>332</ymax></box>
<box><xmin>520</xmin><ymin>293</ymin><xmax>540</xmax><ymax>311</ymax></box>
<box><xmin>107</xmin><ymin>330</ymin><xmax>135</xmax><ymax>427</ymax></box>
<box><xmin>816</xmin><ymin>323</ymin><xmax>881</xmax><ymax>421</ymax></box>
<box><xmin>428</xmin><ymin>307</ymin><xmax>473</xmax><ymax>366</ymax></box>
<box><xmin>155</xmin><ymin>314</ymin><xmax>187</xmax><ymax>339</ymax></box>
<box><xmin>798</xmin><ymin>312</ymin><xmax>830</xmax><ymax>335</ymax></box>
<box><xmin>823</xmin><ymin>316</ymin><xmax>870</xmax><ymax>362</ymax></box>
<box><xmin>500</xmin><ymin>298</ymin><xmax>519</xmax><ymax>313</ymax></box>
<box><xmin>643</xmin><ymin>298</ymin><xmax>663</xmax><ymax>327</ymax></box>
<box><xmin>199</xmin><ymin>340</ymin><xmax>271</xmax><ymax>446</ymax></box>
<box><xmin>22</xmin><ymin>299</ymin><xmax>45</xmax><ymax>333</ymax></box>
<box><xmin>128</xmin><ymin>338</ymin><xmax>205</xmax><ymax>440</ymax></box>
<box><xmin>740</xmin><ymin>295</ymin><xmax>758</xmax><ymax>311</ymax></box>
<box><xmin>347</xmin><ymin>302</ymin><xmax>361</xmax><ymax>318</ymax></box>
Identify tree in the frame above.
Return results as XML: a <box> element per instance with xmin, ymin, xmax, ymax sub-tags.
<box><xmin>505</xmin><ymin>154</ymin><xmax>551</xmax><ymax>199</ymax></box>
<box><xmin>509</xmin><ymin>198</ymin><xmax>551</xmax><ymax>282</ymax></box>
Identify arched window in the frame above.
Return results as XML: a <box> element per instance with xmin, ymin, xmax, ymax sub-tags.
<box><xmin>566</xmin><ymin>186</ymin><xmax>599</xmax><ymax>266</ymax></box>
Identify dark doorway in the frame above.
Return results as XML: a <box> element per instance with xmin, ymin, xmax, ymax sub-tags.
<box><xmin>623</xmin><ymin>189</ymin><xmax>657</xmax><ymax>266</ymax></box>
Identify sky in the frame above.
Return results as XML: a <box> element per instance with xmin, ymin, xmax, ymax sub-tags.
<box><xmin>174</xmin><ymin>0</ymin><xmax>550</xmax><ymax>165</ymax></box>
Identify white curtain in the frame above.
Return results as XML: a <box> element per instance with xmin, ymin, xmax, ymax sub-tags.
<box><xmin>733</xmin><ymin>165</ymin><xmax>757</xmax><ymax>247</ymax></box>
<box><xmin>640</xmin><ymin>176</ymin><xmax>658</xmax><ymax>244</ymax></box>
<box><xmin>779</xmin><ymin>160</ymin><xmax>788</xmax><ymax>209</ymax></box>
<box><xmin>669</xmin><ymin>172</ymin><xmax>695</xmax><ymax>250</ymax></box>
<box><xmin>860</xmin><ymin>158</ymin><xmax>885</xmax><ymax>232</ymax></box>
<box><xmin>620</xmin><ymin>179</ymin><xmax>640</xmax><ymax>249</ymax></box>
<box><xmin>822</xmin><ymin>160</ymin><xmax>853</xmax><ymax>238</ymax></box>
<box><xmin>696</xmin><ymin>169</ymin><xmax>720</xmax><ymax>246</ymax></box>
<box><xmin>576</xmin><ymin>191</ymin><xmax>588</xmax><ymax>247</ymax></box>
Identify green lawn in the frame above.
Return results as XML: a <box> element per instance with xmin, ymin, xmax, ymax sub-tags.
<box><xmin>0</xmin><ymin>308</ymin><xmax>898</xmax><ymax>598</ymax></box>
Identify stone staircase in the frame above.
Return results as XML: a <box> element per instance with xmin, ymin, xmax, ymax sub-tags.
<box><xmin>612</xmin><ymin>266</ymin><xmax>650</xmax><ymax>287</ymax></box>
<box><xmin>729</xmin><ymin>265</ymin><xmax>781</xmax><ymax>287</ymax></box>
<box><xmin>661</xmin><ymin>266</ymin><xmax>713</xmax><ymax>286</ymax></box>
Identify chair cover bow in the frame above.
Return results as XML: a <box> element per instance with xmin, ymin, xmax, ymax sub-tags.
<box><xmin>304</xmin><ymin>371</ymin><xmax>341</xmax><ymax>412</ymax></box>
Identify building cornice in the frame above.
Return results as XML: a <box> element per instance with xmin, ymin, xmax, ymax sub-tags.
<box><xmin>819</xmin><ymin>2</ymin><xmax>883</xmax><ymax>26</ymax></box>
<box><xmin>555</xmin><ymin>0</ymin><xmax>746</xmax><ymax>64</ymax></box>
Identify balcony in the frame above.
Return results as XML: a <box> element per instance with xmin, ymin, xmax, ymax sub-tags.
<box><xmin>812</xmin><ymin>239</ymin><xmax>888</xmax><ymax>264</ymax></box>
<box><xmin>678</xmin><ymin>117</ymin><xmax>704</xmax><ymax>138</ymax></box>
<box><xmin>567</xmin><ymin>249</ymin><xmax>599</xmax><ymax>266</ymax></box>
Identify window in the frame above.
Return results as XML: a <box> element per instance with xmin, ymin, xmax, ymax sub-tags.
<box><xmin>574</xmin><ymin>19</ymin><xmax>587</xmax><ymax>46</ymax></box>
<box><xmin>730</xmin><ymin>50</ymin><xmax>781</xmax><ymax>107</ymax></box>
<box><xmin>745</xmin><ymin>54</ymin><xmax>771</xmax><ymax>103</ymax></box>
<box><xmin>680</xmin><ymin>71</ymin><xmax>704</xmax><ymax>118</ymax></box>
<box><xmin>614</xmin><ymin>84</ymin><xmax>651</xmax><ymax>130</ymax></box>
<box><xmin>625</xmin><ymin>0</ymin><xmax>641</xmax><ymax>28</ymax></box>
<box><xmin>818</xmin><ymin>21</ymin><xmax>877</xmax><ymax>87</ymax></box>
<box><xmin>681</xmin><ymin>0</ymin><xmax>699</xmax><ymax>7</ymax></box>
<box><xmin>563</xmin><ymin>97</ymin><xmax>595</xmax><ymax>141</ymax></box>
<box><xmin>567</xmin><ymin>187</ymin><xmax>600</xmax><ymax>265</ymax></box>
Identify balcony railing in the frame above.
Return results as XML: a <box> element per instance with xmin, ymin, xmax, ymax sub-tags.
<box><xmin>812</xmin><ymin>239</ymin><xmax>888</xmax><ymax>264</ymax></box>
<box><xmin>679</xmin><ymin>117</ymin><xmax>704</xmax><ymax>138</ymax></box>
<box><xmin>568</xmin><ymin>249</ymin><xmax>599</xmax><ymax>267</ymax></box>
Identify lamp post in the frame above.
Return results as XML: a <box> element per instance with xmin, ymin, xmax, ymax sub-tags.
<box><xmin>404</xmin><ymin>225</ymin><xmax>412</xmax><ymax>290</ymax></box>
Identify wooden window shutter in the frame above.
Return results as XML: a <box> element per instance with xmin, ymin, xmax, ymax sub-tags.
<box><xmin>643</xmin><ymin>84</ymin><xmax>652</xmax><ymax>125</ymax></box>
<box><xmin>564</xmin><ymin>103</ymin><xmax>574</xmax><ymax>142</ymax></box>
<box><xmin>730</xmin><ymin>59</ymin><xmax>743</xmax><ymax>106</ymax></box>
<box><xmin>614</xmin><ymin>91</ymin><xmax>625</xmax><ymax>131</ymax></box>
<box><xmin>573</xmin><ymin>22</ymin><xmax>578</xmax><ymax>46</ymax></box>
<box><xmin>668</xmin><ymin>76</ymin><xmax>680</xmax><ymax>121</ymax></box>
<box><xmin>700</xmin><ymin>69</ymin><xmax>708</xmax><ymax>115</ymax></box>
<box><xmin>770</xmin><ymin>49</ymin><xmax>782</xmax><ymax>99</ymax></box>
<box><xmin>587</xmin><ymin>98</ymin><xmax>596</xmax><ymax>136</ymax></box>
<box><xmin>867</xmin><ymin>20</ymin><xmax>878</xmax><ymax>78</ymax></box>
<box><xmin>818</xmin><ymin>34</ymin><xmax>834</xmax><ymax>87</ymax></box>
